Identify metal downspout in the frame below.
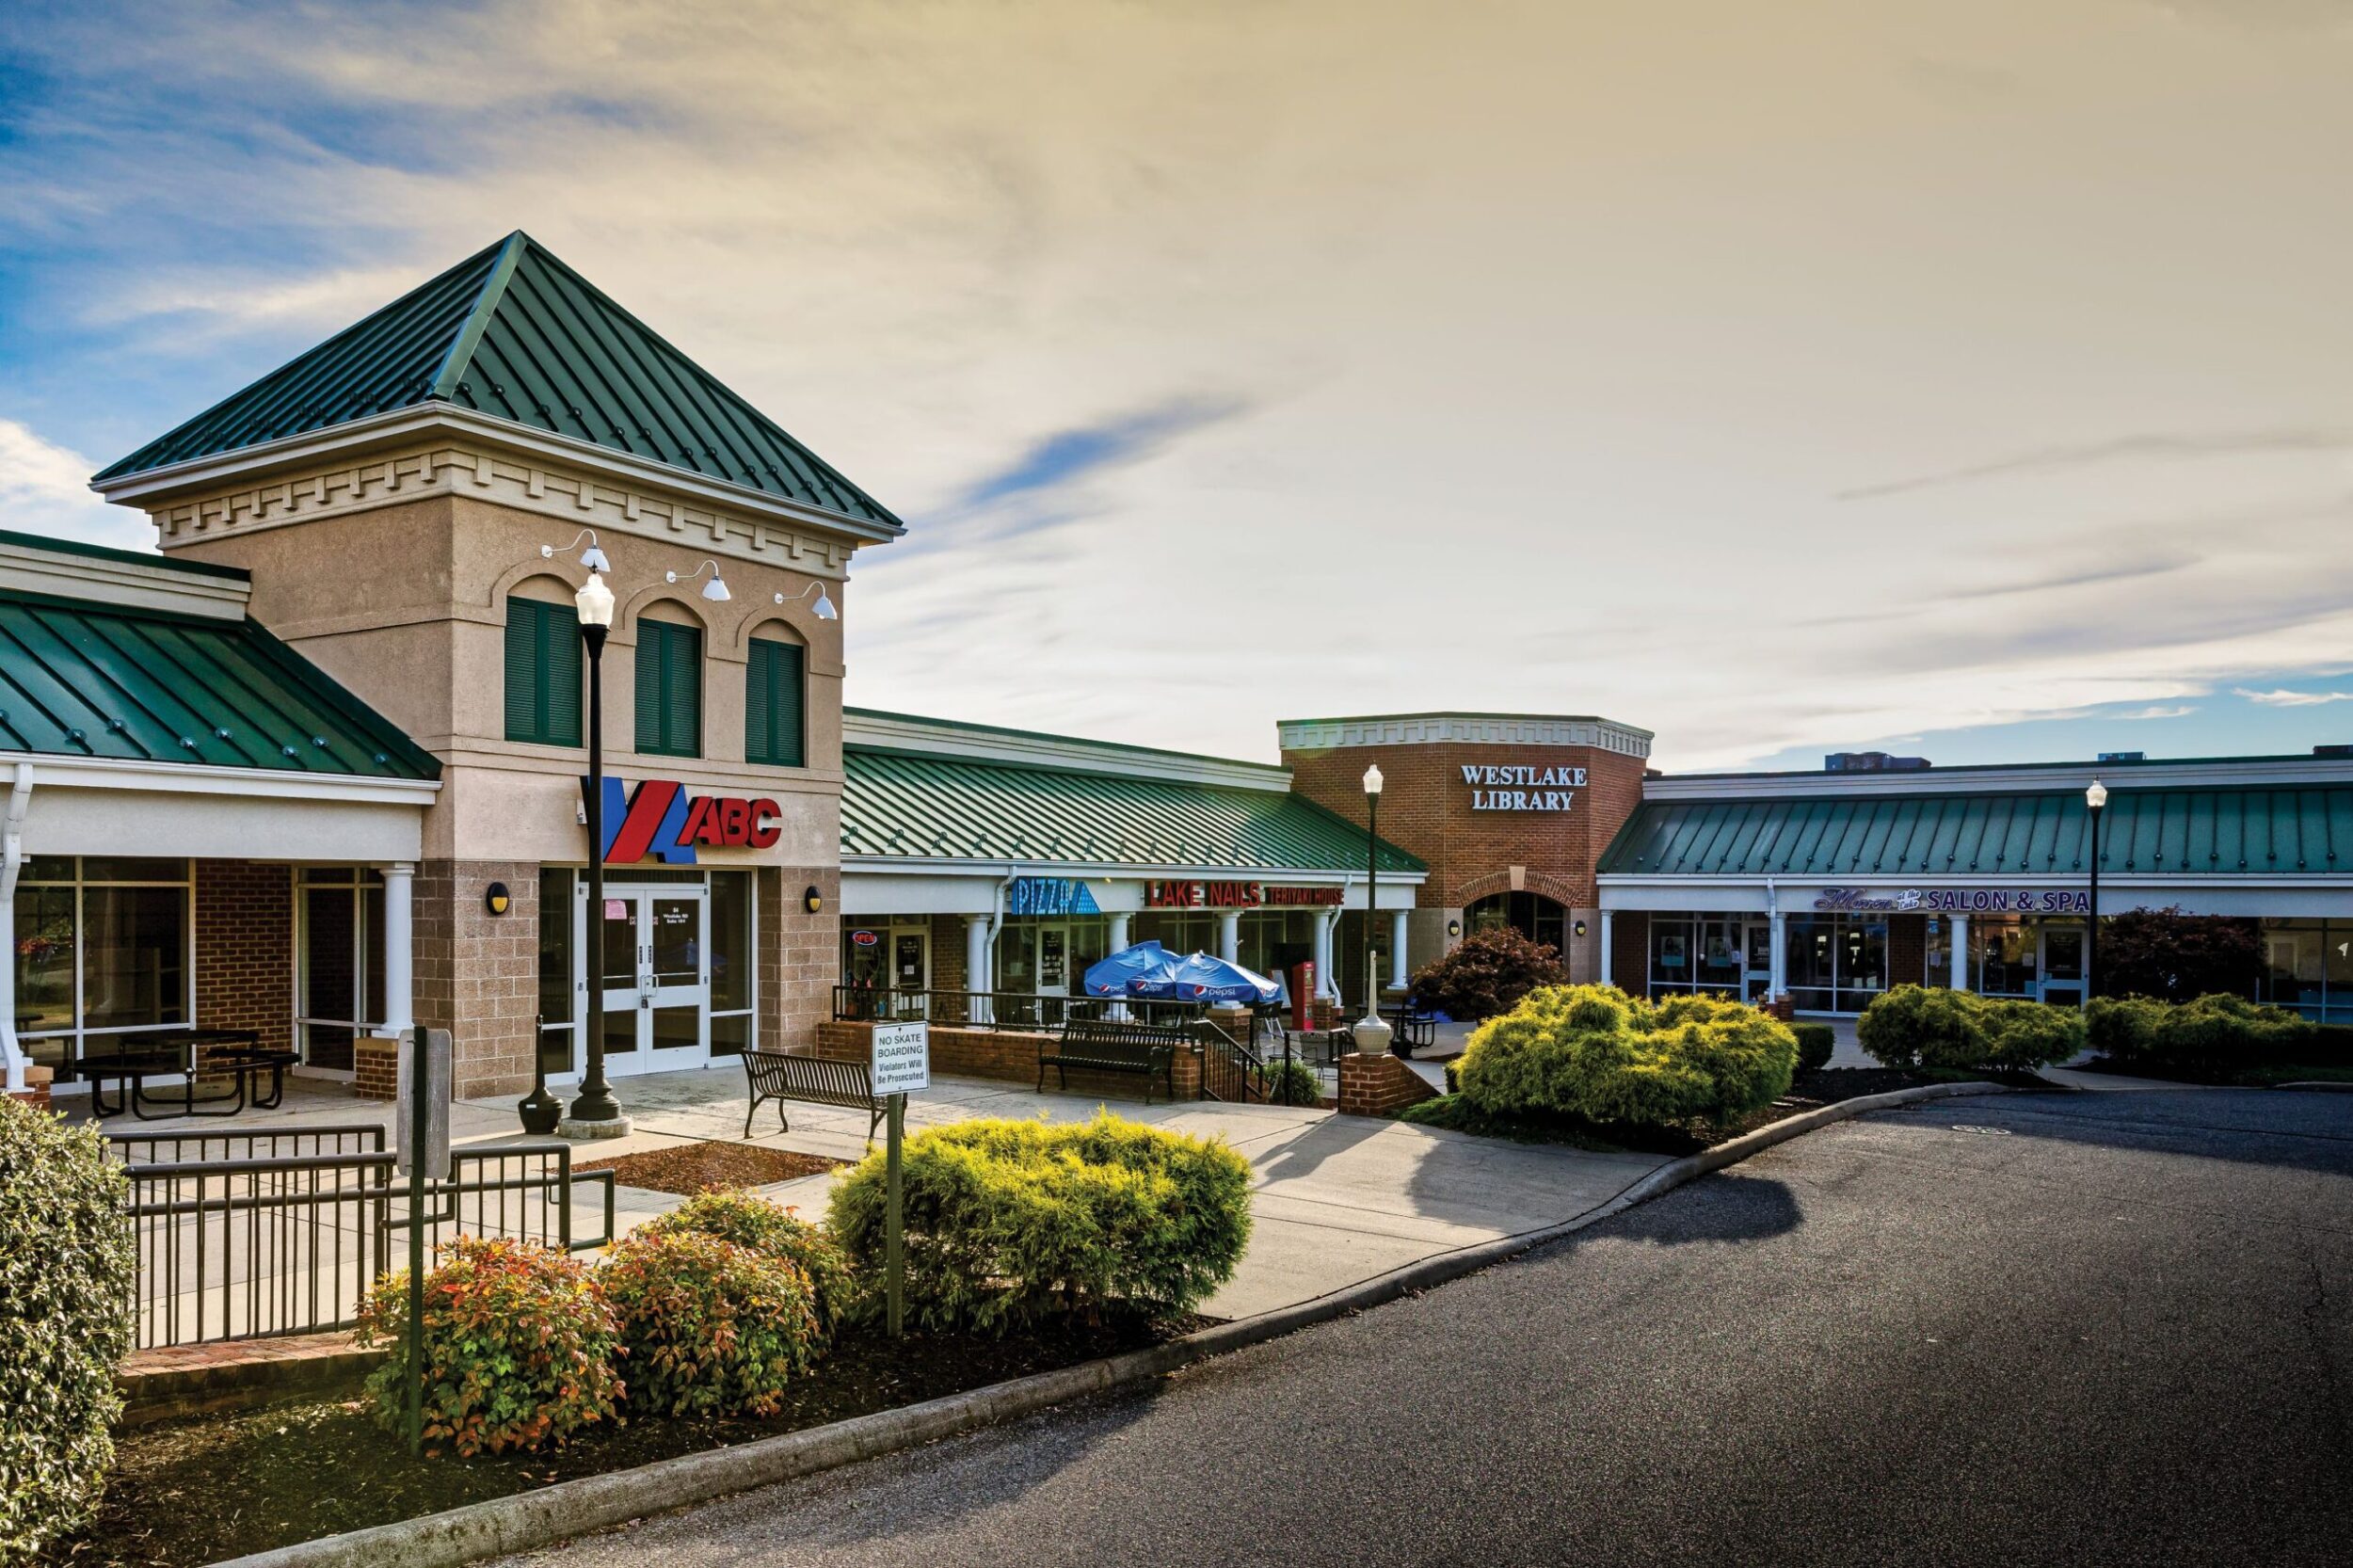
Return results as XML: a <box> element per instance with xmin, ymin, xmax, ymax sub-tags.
<box><xmin>1</xmin><ymin>762</ymin><xmax>32</xmax><ymax>1092</ymax></box>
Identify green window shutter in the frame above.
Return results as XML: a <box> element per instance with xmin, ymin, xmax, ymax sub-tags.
<box><xmin>634</xmin><ymin>618</ymin><xmax>702</xmax><ymax>758</ymax></box>
<box><xmin>504</xmin><ymin>599</ymin><xmax>581</xmax><ymax>746</ymax></box>
<box><xmin>746</xmin><ymin>637</ymin><xmax>806</xmax><ymax>767</ymax></box>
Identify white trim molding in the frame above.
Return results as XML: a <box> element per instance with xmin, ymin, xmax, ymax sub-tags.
<box><xmin>1644</xmin><ymin>756</ymin><xmax>2353</xmax><ymax>800</ymax></box>
<box><xmin>0</xmin><ymin>538</ymin><xmax>252</xmax><ymax>621</ymax></box>
<box><xmin>846</xmin><ymin>710</ymin><xmax>1292</xmax><ymax>792</ymax></box>
<box><xmin>1277</xmin><ymin>712</ymin><xmax>1654</xmax><ymax>758</ymax></box>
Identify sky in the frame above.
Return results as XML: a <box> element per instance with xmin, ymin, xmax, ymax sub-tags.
<box><xmin>7</xmin><ymin>0</ymin><xmax>2353</xmax><ymax>774</ymax></box>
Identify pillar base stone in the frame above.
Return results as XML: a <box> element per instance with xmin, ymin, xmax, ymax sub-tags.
<box><xmin>556</xmin><ymin>1116</ymin><xmax>634</xmax><ymax>1140</ymax></box>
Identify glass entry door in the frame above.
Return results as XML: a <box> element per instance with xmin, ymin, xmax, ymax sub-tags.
<box><xmin>595</xmin><ymin>888</ymin><xmax>708</xmax><ymax>1076</ymax></box>
<box><xmin>2040</xmin><ymin>926</ymin><xmax>2087</xmax><ymax>1008</ymax></box>
<box><xmin>1035</xmin><ymin>924</ymin><xmax>1071</xmax><ymax>998</ymax></box>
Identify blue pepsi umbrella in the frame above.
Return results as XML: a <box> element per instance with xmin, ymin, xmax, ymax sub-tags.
<box><xmin>1083</xmin><ymin>939</ymin><xmax>1175</xmax><ymax>998</ymax></box>
<box><xmin>1162</xmin><ymin>951</ymin><xmax>1281</xmax><ymax>1005</ymax></box>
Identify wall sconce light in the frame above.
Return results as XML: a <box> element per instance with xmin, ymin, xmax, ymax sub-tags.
<box><xmin>804</xmin><ymin>885</ymin><xmax>824</xmax><ymax>915</ymax></box>
<box><xmin>484</xmin><ymin>881</ymin><xmax>512</xmax><ymax>917</ymax></box>
<box><xmin>1447</xmin><ymin>918</ymin><xmax>1463</xmax><ymax>938</ymax></box>
<box><xmin>1574</xmin><ymin>919</ymin><xmax>1589</xmax><ymax>939</ymax></box>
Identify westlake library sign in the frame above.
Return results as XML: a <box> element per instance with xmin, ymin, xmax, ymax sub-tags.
<box><xmin>1812</xmin><ymin>887</ymin><xmax>2093</xmax><ymax>916</ymax></box>
<box><xmin>1145</xmin><ymin>880</ymin><xmax>1344</xmax><ymax>910</ymax></box>
<box><xmin>1464</xmin><ymin>762</ymin><xmax>1585</xmax><ymax>813</ymax></box>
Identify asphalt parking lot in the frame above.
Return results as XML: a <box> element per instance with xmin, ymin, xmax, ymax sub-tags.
<box><xmin>515</xmin><ymin>1086</ymin><xmax>2353</xmax><ymax>1568</ymax></box>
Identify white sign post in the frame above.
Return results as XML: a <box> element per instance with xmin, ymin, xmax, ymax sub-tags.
<box><xmin>871</xmin><ymin>1021</ymin><xmax>929</xmax><ymax>1336</ymax></box>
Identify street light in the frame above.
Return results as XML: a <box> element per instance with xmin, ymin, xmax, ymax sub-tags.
<box><xmin>1354</xmin><ymin>763</ymin><xmax>1393</xmax><ymax>1057</ymax></box>
<box><xmin>2084</xmin><ymin>777</ymin><xmax>2107</xmax><ymax>1009</ymax></box>
<box><xmin>567</xmin><ymin>565</ymin><xmax>623</xmax><ymax>1129</ymax></box>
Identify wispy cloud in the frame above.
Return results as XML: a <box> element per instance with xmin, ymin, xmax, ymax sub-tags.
<box><xmin>2112</xmin><ymin>704</ymin><xmax>2197</xmax><ymax>720</ymax></box>
<box><xmin>1837</xmin><ymin>428</ymin><xmax>2353</xmax><ymax>503</ymax></box>
<box><xmin>0</xmin><ymin>419</ymin><xmax>150</xmax><ymax>551</ymax></box>
<box><xmin>2234</xmin><ymin>687</ymin><xmax>2353</xmax><ymax>707</ymax></box>
<box><xmin>954</xmin><ymin>397</ymin><xmax>1247</xmax><ymax>511</ymax></box>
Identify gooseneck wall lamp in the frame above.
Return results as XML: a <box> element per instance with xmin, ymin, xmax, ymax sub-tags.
<box><xmin>776</xmin><ymin>581</ymin><xmax>840</xmax><ymax>620</ymax></box>
<box><xmin>667</xmin><ymin>559</ymin><xmax>733</xmax><ymax>601</ymax></box>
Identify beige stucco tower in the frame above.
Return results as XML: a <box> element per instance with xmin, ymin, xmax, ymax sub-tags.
<box><xmin>91</xmin><ymin>232</ymin><xmax>904</xmax><ymax>1098</ymax></box>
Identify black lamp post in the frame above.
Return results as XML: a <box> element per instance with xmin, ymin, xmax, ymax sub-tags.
<box><xmin>569</xmin><ymin>567</ymin><xmax>622</xmax><ymax>1125</ymax></box>
<box><xmin>1353</xmin><ymin>764</ymin><xmax>1392</xmax><ymax>1055</ymax></box>
<box><xmin>2084</xmin><ymin>776</ymin><xmax>2106</xmax><ymax>1008</ymax></box>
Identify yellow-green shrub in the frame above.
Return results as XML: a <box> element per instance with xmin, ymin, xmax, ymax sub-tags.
<box><xmin>0</xmin><ymin>1100</ymin><xmax>133</xmax><ymax>1559</ymax></box>
<box><xmin>2087</xmin><ymin>992</ymin><xmax>2312</xmax><ymax>1069</ymax></box>
<box><xmin>1453</xmin><ymin>985</ymin><xmax>1798</xmax><ymax>1128</ymax></box>
<box><xmin>825</xmin><ymin>1111</ymin><xmax>1252</xmax><ymax>1335</ymax></box>
<box><xmin>1857</xmin><ymin>984</ymin><xmax>2084</xmax><ymax>1071</ymax></box>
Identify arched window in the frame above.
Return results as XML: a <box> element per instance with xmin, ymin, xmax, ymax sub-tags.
<box><xmin>503</xmin><ymin>579</ymin><xmax>582</xmax><ymax>746</ymax></box>
<box><xmin>1465</xmin><ymin>891</ymin><xmax>1566</xmax><ymax>954</ymax></box>
<box><xmin>745</xmin><ymin>627</ymin><xmax>807</xmax><ymax>767</ymax></box>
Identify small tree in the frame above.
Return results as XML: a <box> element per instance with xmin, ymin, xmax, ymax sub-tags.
<box><xmin>2096</xmin><ymin>907</ymin><xmax>2261</xmax><ymax>1001</ymax></box>
<box><xmin>1408</xmin><ymin>926</ymin><xmax>1568</xmax><ymax>1021</ymax></box>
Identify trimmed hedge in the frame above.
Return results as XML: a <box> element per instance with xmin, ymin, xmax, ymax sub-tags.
<box><xmin>826</xmin><ymin>1111</ymin><xmax>1252</xmax><ymax>1335</ymax></box>
<box><xmin>1260</xmin><ymin>1055</ymin><xmax>1321</xmax><ymax>1107</ymax></box>
<box><xmin>354</xmin><ymin>1237</ymin><xmax>622</xmax><ymax>1457</ymax></box>
<box><xmin>1453</xmin><ymin>985</ymin><xmax>1798</xmax><ymax>1128</ymax></box>
<box><xmin>600</xmin><ymin>1230</ymin><xmax>822</xmax><ymax>1417</ymax></box>
<box><xmin>1855</xmin><ymin>984</ymin><xmax>2084</xmax><ymax>1072</ymax></box>
<box><xmin>2087</xmin><ymin>993</ymin><xmax>2317</xmax><ymax>1071</ymax></box>
<box><xmin>0</xmin><ymin>1099</ymin><xmax>134</xmax><ymax>1560</ymax></box>
<box><xmin>639</xmin><ymin>1191</ymin><xmax>855</xmax><ymax>1339</ymax></box>
<box><xmin>1789</xmin><ymin>1022</ymin><xmax>1835</xmax><ymax>1075</ymax></box>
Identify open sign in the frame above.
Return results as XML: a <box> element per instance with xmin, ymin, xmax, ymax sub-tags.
<box><xmin>850</xmin><ymin>930</ymin><xmax>881</xmax><ymax>948</ymax></box>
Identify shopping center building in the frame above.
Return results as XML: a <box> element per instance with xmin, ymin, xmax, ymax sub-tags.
<box><xmin>14</xmin><ymin>232</ymin><xmax>2353</xmax><ymax>1110</ymax></box>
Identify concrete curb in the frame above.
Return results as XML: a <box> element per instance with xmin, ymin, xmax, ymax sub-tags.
<box><xmin>213</xmin><ymin>1079</ymin><xmax>2010</xmax><ymax>1568</ymax></box>
<box><xmin>2275</xmin><ymin>1080</ymin><xmax>2353</xmax><ymax>1093</ymax></box>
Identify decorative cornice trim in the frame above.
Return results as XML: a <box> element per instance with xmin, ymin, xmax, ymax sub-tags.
<box><xmin>1277</xmin><ymin>712</ymin><xmax>1654</xmax><ymax>758</ymax></box>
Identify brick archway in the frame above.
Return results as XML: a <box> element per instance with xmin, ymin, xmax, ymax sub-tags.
<box><xmin>1449</xmin><ymin>869</ymin><xmax>1585</xmax><ymax>910</ymax></box>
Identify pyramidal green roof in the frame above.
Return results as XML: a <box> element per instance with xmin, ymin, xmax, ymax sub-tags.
<box><xmin>97</xmin><ymin>232</ymin><xmax>904</xmax><ymax>531</ymax></box>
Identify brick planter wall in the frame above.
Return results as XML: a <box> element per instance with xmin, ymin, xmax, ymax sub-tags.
<box><xmin>6</xmin><ymin>1064</ymin><xmax>54</xmax><ymax>1113</ymax></box>
<box><xmin>813</xmin><ymin>1019</ymin><xmax>1204</xmax><ymax>1102</ymax></box>
<box><xmin>353</xmin><ymin>1037</ymin><xmax>398</xmax><ymax>1102</ymax></box>
<box><xmin>1337</xmin><ymin>1051</ymin><xmax>1438</xmax><ymax>1117</ymax></box>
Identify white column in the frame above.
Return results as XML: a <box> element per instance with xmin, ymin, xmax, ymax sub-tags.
<box><xmin>1108</xmin><ymin>912</ymin><xmax>1131</xmax><ymax>952</ymax></box>
<box><xmin>1314</xmin><ymin>909</ymin><xmax>1337</xmax><ymax>1000</ymax></box>
<box><xmin>1</xmin><ymin>761</ymin><xmax>30</xmax><ymax>1090</ymax></box>
<box><xmin>1769</xmin><ymin>911</ymin><xmax>1787</xmax><ymax>1001</ymax></box>
<box><xmin>376</xmin><ymin>862</ymin><xmax>414</xmax><ymax>1039</ymax></box>
<box><xmin>1389</xmin><ymin>909</ymin><xmax>1410</xmax><ymax>991</ymax></box>
<box><xmin>1598</xmin><ymin>910</ymin><xmax>1614</xmax><ymax>991</ymax></box>
<box><xmin>1217</xmin><ymin>909</ymin><xmax>1241</xmax><ymax>964</ymax></box>
<box><xmin>1950</xmin><ymin>914</ymin><xmax>1970</xmax><ymax>991</ymax></box>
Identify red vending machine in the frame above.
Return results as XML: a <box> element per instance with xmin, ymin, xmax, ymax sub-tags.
<box><xmin>1290</xmin><ymin>961</ymin><xmax>1318</xmax><ymax>1031</ymax></box>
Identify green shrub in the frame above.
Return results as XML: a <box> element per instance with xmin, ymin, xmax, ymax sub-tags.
<box><xmin>354</xmin><ymin>1236</ymin><xmax>621</xmax><ymax>1457</ymax></box>
<box><xmin>1789</xmin><ymin>1022</ymin><xmax>1835</xmax><ymax>1075</ymax></box>
<box><xmin>1407</xmin><ymin>926</ymin><xmax>1568</xmax><ymax>1021</ymax></box>
<box><xmin>0</xmin><ymin>1100</ymin><xmax>133</xmax><ymax>1560</ymax></box>
<box><xmin>1260</xmin><ymin>1055</ymin><xmax>1321</xmax><ymax>1107</ymax></box>
<box><xmin>640</xmin><ymin>1191</ymin><xmax>854</xmax><ymax>1338</ymax></box>
<box><xmin>600</xmin><ymin>1230</ymin><xmax>821</xmax><ymax>1417</ymax></box>
<box><xmin>826</xmin><ymin>1111</ymin><xmax>1252</xmax><ymax>1335</ymax></box>
<box><xmin>1856</xmin><ymin>984</ymin><xmax>2084</xmax><ymax>1072</ymax></box>
<box><xmin>1453</xmin><ymin>984</ymin><xmax>1798</xmax><ymax>1129</ymax></box>
<box><xmin>2088</xmin><ymin>992</ymin><xmax>2313</xmax><ymax>1070</ymax></box>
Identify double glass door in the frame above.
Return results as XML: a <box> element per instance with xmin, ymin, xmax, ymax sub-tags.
<box><xmin>596</xmin><ymin>888</ymin><xmax>708</xmax><ymax>1076</ymax></box>
<box><xmin>2039</xmin><ymin>926</ymin><xmax>2087</xmax><ymax>1007</ymax></box>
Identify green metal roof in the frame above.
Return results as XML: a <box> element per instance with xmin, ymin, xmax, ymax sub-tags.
<box><xmin>1598</xmin><ymin>789</ymin><xmax>2353</xmax><ymax>878</ymax></box>
<box><xmin>0</xmin><ymin>590</ymin><xmax>440</xmax><ymax>780</ymax></box>
<box><xmin>97</xmin><ymin>232</ymin><xmax>904</xmax><ymax>532</ymax></box>
<box><xmin>843</xmin><ymin>745</ymin><xmax>1423</xmax><ymax>874</ymax></box>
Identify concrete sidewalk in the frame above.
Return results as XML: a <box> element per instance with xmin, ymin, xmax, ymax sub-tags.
<box><xmin>78</xmin><ymin>1064</ymin><xmax>1673</xmax><ymax>1325</ymax></box>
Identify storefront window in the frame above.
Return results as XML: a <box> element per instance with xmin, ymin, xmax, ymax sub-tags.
<box><xmin>12</xmin><ymin>857</ymin><xmax>191</xmax><ymax>1067</ymax></box>
<box><xmin>298</xmin><ymin>866</ymin><xmax>385</xmax><ymax>1073</ymax></box>
<box><xmin>1781</xmin><ymin>914</ymin><xmax>1887</xmax><ymax>1013</ymax></box>
<box><xmin>537</xmin><ymin>868</ymin><xmax>574</xmax><ymax>1073</ymax></box>
<box><xmin>708</xmin><ymin>871</ymin><xmax>753</xmax><ymax>1056</ymax></box>
<box><xmin>1466</xmin><ymin>892</ymin><xmax>1566</xmax><ymax>953</ymax></box>
<box><xmin>1975</xmin><ymin>920</ymin><xmax>2039</xmax><ymax>998</ymax></box>
<box><xmin>2258</xmin><ymin>919</ymin><xmax>2353</xmax><ymax>1022</ymax></box>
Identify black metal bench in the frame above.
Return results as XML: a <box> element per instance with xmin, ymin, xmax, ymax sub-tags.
<box><xmin>742</xmin><ymin>1049</ymin><xmax>885</xmax><ymax>1140</ymax></box>
<box><xmin>1037</xmin><ymin>1018</ymin><xmax>1189</xmax><ymax>1103</ymax></box>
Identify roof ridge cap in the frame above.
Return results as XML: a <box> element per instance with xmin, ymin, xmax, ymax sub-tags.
<box><xmin>428</xmin><ymin>230</ymin><xmax>530</xmax><ymax>400</ymax></box>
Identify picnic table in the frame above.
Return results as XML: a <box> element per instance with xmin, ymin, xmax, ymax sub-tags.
<box><xmin>68</xmin><ymin>1028</ymin><xmax>294</xmax><ymax>1120</ymax></box>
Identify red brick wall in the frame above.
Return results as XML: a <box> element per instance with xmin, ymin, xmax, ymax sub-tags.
<box><xmin>812</xmin><ymin>1019</ymin><xmax>1204</xmax><ymax>1101</ymax></box>
<box><xmin>1609</xmin><ymin>910</ymin><xmax>1651</xmax><ymax>994</ymax></box>
<box><xmin>1337</xmin><ymin>1051</ymin><xmax>1438</xmax><ymax>1116</ymax></box>
<box><xmin>193</xmin><ymin>860</ymin><xmax>293</xmax><ymax>1054</ymax></box>
<box><xmin>1889</xmin><ymin>914</ymin><xmax>1927</xmax><ymax>991</ymax></box>
<box><xmin>1284</xmin><ymin>740</ymin><xmax>1649</xmax><ymax>915</ymax></box>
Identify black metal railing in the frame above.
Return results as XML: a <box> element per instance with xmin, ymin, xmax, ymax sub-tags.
<box><xmin>1199</xmin><ymin>1022</ymin><xmax>1272</xmax><ymax>1103</ymax></box>
<box><xmin>110</xmin><ymin>1129</ymin><xmax>618</xmax><ymax>1350</ymax></box>
<box><xmin>831</xmin><ymin>986</ymin><xmax>1213</xmax><ymax>1033</ymax></box>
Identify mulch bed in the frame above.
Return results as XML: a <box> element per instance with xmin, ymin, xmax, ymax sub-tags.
<box><xmin>50</xmin><ymin>1311</ymin><xmax>1209</xmax><ymax>1568</ymax></box>
<box><xmin>571</xmin><ymin>1140</ymin><xmax>844</xmax><ymax>1194</ymax></box>
<box><xmin>1396</xmin><ymin>1064</ymin><xmax>2061</xmax><ymax>1157</ymax></box>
